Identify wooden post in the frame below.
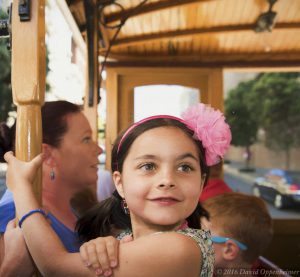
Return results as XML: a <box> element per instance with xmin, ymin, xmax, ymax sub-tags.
<box><xmin>11</xmin><ymin>1</ymin><xmax>45</xmax><ymax>276</ymax></box>
<box><xmin>83</xmin><ymin>0</ymin><xmax>99</xmax><ymax>142</ymax></box>
<box><xmin>11</xmin><ymin>0</ymin><xmax>45</xmax><ymax>205</ymax></box>
<box><xmin>82</xmin><ymin>0</ymin><xmax>98</xmax><ymax>202</ymax></box>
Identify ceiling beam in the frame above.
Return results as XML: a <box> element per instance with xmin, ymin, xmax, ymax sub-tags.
<box><xmin>100</xmin><ymin>51</ymin><xmax>300</xmax><ymax>63</ymax></box>
<box><xmin>110</xmin><ymin>22</ymin><xmax>300</xmax><ymax>48</ymax></box>
<box><xmin>100</xmin><ymin>51</ymin><xmax>300</xmax><ymax>68</ymax></box>
<box><xmin>104</xmin><ymin>0</ymin><xmax>214</xmax><ymax>23</ymax></box>
<box><xmin>103</xmin><ymin>59</ymin><xmax>300</xmax><ymax>69</ymax></box>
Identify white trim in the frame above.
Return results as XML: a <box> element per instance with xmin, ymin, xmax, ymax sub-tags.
<box><xmin>55</xmin><ymin>0</ymin><xmax>86</xmax><ymax>55</ymax></box>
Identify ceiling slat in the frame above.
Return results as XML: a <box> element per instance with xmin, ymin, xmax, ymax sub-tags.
<box><xmin>66</xmin><ymin>0</ymin><xmax>300</xmax><ymax>66</ymax></box>
<box><xmin>105</xmin><ymin>0</ymin><xmax>216</xmax><ymax>23</ymax></box>
<box><xmin>110</xmin><ymin>23</ymin><xmax>300</xmax><ymax>49</ymax></box>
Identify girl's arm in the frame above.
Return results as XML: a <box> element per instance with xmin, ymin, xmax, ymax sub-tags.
<box><xmin>0</xmin><ymin>235</ymin><xmax>4</xmax><ymax>274</ymax></box>
<box><xmin>0</xmin><ymin>220</ymin><xmax>35</xmax><ymax>277</ymax></box>
<box><xmin>114</xmin><ymin>232</ymin><xmax>202</xmax><ymax>277</ymax></box>
<box><xmin>5</xmin><ymin>153</ymin><xmax>119</xmax><ymax>276</ymax></box>
<box><xmin>80</xmin><ymin>232</ymin><xmax>202</xmax><ymax>277</ymax></box>
<box><xmin>6</xmin><ymin>159</ymin><xmax>95</xmax><ymax>276</ymax></box>
<box><xmin>5</xmin><ymin>152</ymin><xmax>202</xmax><ymax>277</ymax></box>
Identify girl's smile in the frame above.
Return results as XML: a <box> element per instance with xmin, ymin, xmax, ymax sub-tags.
<box><xmin>148</xmin><ymin>196</ymin><xmax>181</xmax><ymax>206</ymax></box>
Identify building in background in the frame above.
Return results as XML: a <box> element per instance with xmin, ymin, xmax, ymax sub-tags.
<box><xmin>45</xmin><ymin>0</ymin><xmax>85</xmax><ymax>104</ymax></box>
<box><xmin>0</xmin><ymin>0</ymin><xmax>11</xmax><ymax>10</ymax></box>
<box><xmin>134</xmin><ymin>85</ymin><xmax>199</xmax><ymax>121</ymax></box>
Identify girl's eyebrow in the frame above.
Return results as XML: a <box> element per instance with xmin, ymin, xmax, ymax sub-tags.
<box><xmin>134</xmin><ymin>153</ymin><xmax>198</xmax><ymax>161</ymax></box>
<box><xmin>176</xmin><ymin>153</ymin><xmax>199</xmax><ymax>162</ymax></box>
<box><xmin>134</xmin><ymin>154</ymin><xmax>157</xmax><ymax>161</ymax></box>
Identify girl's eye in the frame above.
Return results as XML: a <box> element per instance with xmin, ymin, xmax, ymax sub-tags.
<box><xmin>140</xmin><ymin>163</ymin><xmax>156</xmax><ymax>171</ymax></box>
<box><xmin>178</xmin><ymin>164</ymin><xmax>193</xmax><ymax>172</ymax></box>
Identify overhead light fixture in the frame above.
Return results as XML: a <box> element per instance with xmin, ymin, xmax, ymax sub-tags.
<box><xmin>254</xmin><ymin>0</ymin><xmax>278</xmax><ymax>33</ymax></box>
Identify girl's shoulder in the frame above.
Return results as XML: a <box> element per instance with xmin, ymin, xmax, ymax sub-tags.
<box><xmin>176</xmin><ymin>227</ymin><xmax>213</xmax><ymax>255</ymax></box>
<box><xmin>117</xmin><ymin>228</ymin><xmax>214</xmax><ymax>277</ymax></box>
<box><xmin>117</xmin><ymin>229</ymin><xmax>203</xmax><ymax>277</ymax></box>
<box><xmin>176</xmin><ymin>228</ymin><xmax>214</xmax><ymax>277</ymax></box>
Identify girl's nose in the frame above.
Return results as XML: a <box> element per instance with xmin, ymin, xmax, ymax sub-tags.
<box><xmin>157</xmin><ymin>182</ymin><xmax>176</xmax><ymax>189</ymax></box>
<box><xmin>157</xmin><ymin>169</ymin><xmax>176</xmax><ymax>189</ymax></box>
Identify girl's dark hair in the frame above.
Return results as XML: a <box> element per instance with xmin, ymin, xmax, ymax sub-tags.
<box><xmin>77</xmin><ymin>118</ymin><xmax>210</xmax><ymax>242</ymax></box>
<box><xmin>0</xmin><ymin>101</ymin><xmax>81</xmax><ymax>162</ymax></box>
<box><xmin>76</xmin><ymin>191</ymin><xmax>131</xmax><ymax>242</ymax></box>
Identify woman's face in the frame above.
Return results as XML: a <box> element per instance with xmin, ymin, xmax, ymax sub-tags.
<box><xmin>53</xmin><ymin>112</ymin><xmax>102</xmax><ymax>191</ymax></box>
<box><xmin>114</xmin><ymin>126</ymin><xmax>204</xmax><ymax>230</ymax></box>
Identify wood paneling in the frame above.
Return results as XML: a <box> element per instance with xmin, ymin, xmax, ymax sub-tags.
<box><xmin>68</xmin><ymin>0</ymin><xmax>300</xmax><ymax>66</ymax></box>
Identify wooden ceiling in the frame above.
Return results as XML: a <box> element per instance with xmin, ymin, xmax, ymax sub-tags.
<box><xmin>66</xmin><ymin>0</ymin><xmax>300</xmax><ymax>68</ymax></box>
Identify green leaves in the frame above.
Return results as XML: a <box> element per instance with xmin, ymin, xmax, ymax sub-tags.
<box><xmin>253</xmin><ymin>73</ymin><xmax>300</xmax><ymax>152</ymax></box>
<box><xmin>225</xmin><ymin>79</ymin><xmax>258</xmax><ymax>147</ymax></box>
<box><xmin>0</xmin><ymin>9</ymin><xmax>14</xmax><ymax>122</ymax></box>
<box><xmin>225</xmin><ymin>72</ymin><xmax>300</xmax><ymax>169</ymax></box>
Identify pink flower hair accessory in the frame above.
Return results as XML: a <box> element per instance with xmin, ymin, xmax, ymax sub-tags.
<box><xmin>181</xmin><ymin>103</ymin><xmax>231</xmax><ymax>166</ymax></box>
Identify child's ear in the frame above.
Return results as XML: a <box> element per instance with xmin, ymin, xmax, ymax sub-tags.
<box><xmin>113</xmin><ymin>171</ymin><xmax>124</xmax><ymax>198</ymax></box>
<box><xmin>42</xmin><ymin>143</ymin><xmax>56</xmax><ymax>167</ymax></box>
<box><xmin>222</xmin><ymin>241</ymin><xmax>240</xmax><ymax>261</ymax></box>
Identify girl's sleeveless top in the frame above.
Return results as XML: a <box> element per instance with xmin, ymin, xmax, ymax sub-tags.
<box><xmin>117</xmin><ymin>227</ymin><xmax>214</xmax><ymax>277</ymax></box>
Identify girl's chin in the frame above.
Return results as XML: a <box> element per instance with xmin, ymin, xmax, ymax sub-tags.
<box><xmin>149</xmin><ymin>218</ymin><xmax>182</xmax><ymax>228</ymax></box>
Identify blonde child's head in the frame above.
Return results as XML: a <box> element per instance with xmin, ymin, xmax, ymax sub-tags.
<box><xmin>203</xmin><ymin>192</ymin><xmax>273</xmax><ymax>266</ymax></box>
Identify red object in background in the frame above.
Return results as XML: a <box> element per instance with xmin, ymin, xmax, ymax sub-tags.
<box><xmin>199</xmin><ymin>179</ymin><xmax>233</xmax><ymax>202</ymax></box>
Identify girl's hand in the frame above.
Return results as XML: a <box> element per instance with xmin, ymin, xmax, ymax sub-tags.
<box><xmin>4</xmin><ymin>152</ymin><xmax>43</xmax><ymax>192</ymax></box>
<box><xmin>0</xmin><ymin>220</ymin><xmax>35</xmax><ymax>276</ymax></box>
<box><xmin>80</xmin><ymin>236</ymin><xmax>120</xmax><ymax>276</ymax></box>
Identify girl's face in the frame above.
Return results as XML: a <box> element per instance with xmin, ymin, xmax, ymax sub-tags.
<box><xmin>52</xmin><ymin>112</ymin><xmax>102</xmax><ymax>190</ymax></box>
<box><xmin>114</xmin><ymin>126</ymin><xmax>204</xmax><ymax>231</ymax></box>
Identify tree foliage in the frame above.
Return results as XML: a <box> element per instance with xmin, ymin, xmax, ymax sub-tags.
<box><xmin>225</xmin><ymin>79</ymin><xmax>259</xmax><ymax>148</ymax></box>
<box><xmin>251</xmin><ymin>73</ymin><xmax>300</xmax><ymax>168</ymax></box>
<box><xmin>225</xmin><ymin>72</ymin><xmax>300</xmax><ymax>169</ymax></box>
<box><xmin>0</xmin><ymin>9</ymin><xmax>14</xmax><ymax>122</ymax></box>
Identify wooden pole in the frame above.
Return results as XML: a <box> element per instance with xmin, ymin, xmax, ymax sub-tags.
<box><xmin>83</xmin><ymin>0</ymin><xmax>99</xmax><ymax>142</ymax></box>
<box><xmin>81</xmin><ymin>0</ymin><xmax>98</xmax><ymax>200</ymax></box>
<box><xmin>11</xmin><ymin>0</ymin><xmax>45</xmax><ymax>214</ymax></box>
<box><xmin>11</xmin><ymin>1</ymin><xmax>45</xmax><ymax>276</ymax></box>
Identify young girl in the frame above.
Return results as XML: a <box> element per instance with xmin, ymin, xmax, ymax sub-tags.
<box><xmin>4</xmin><ymin>103</ymin><xmax>231</xmax><ymax>277</ymax></box>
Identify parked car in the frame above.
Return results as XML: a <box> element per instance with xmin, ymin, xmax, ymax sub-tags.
<box><xmin>253</xmin><ymin>169</ymin><xmax>300</xmax><ymax>209</ymax></box>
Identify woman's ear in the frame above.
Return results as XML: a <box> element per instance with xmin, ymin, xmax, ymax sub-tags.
<box><xmin>113</xmin><ymin>171</ymin><xmax>124</xmax><ymax>198</ymax></box>
<box><xmin>42</xmin><ymin>143</ymin><xmax>56</xmax><ymax>167</ymax></box>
